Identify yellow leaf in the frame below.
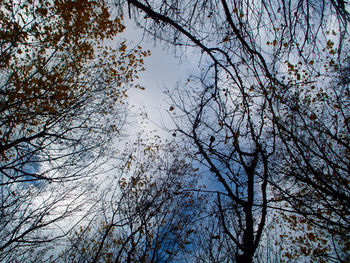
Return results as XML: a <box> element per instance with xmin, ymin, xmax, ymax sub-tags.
<box><xmin>223</xmin><ymin>36</ymin><xmax>229</xmax><ymax>42</ymax></box>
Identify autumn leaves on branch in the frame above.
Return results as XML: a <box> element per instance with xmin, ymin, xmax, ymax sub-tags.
<box><xmin>0</xmin><ymin>0</ymin><xmax>149</xmax><ymax>260</ymax></box>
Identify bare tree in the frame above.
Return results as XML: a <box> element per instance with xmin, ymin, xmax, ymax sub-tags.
<box><xmin>57</xmin><ymin>139</ymin><xmax>204</xmax><ymax>263</ymax></box>
<box><xmin>164</xmin><ymin>71</ymin><xmax>272</xmax><ymax>263</ymax></box>
<box><xmin>114</xmin><ymin>0</ymin><xmax>349</xmax><ymax>261</ymax></box>
<box><xmin>268</xmin><ymin>56</ymin><xmax>350</xmax><ymax>261</ymax></box>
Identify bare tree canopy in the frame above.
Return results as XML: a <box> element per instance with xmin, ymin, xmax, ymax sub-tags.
<box><xmin>1</xmin><ymin>0</ymin><xmax>349</xmax><ymax>261</ymax></box>
<box><xmin>115</xmin><ymin>0</ymin><xmax>349</xmax><ymax>262</ymax></box>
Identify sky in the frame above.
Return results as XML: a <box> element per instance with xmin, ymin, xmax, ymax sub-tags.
<box><xmin>120</xmin><ymin>18</ymin><xmax>199</xmax><ymax>137</ymax></box>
